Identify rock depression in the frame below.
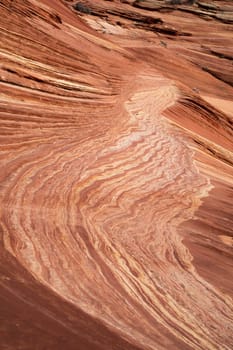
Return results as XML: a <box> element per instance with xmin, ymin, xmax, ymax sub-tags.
<box><xmin>0</xmin><ymin>0</ymin><xmax>232</xmax><ymax>349</ymax></box>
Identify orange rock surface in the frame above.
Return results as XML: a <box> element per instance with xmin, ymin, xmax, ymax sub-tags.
<box><xmin>0</xmin><ymin>0</ymin><xmax>232</xmax><ymax>349</ymax></box>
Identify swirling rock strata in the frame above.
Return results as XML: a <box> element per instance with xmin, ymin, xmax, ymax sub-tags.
<box><xmin>0</xmin><ymin>0</ymin><xmax>232</xmax><ymax>349</ymax></box>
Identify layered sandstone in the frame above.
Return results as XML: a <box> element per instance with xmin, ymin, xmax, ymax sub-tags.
<box><xmin>0</xmin><ymin>0</ymin><xmax>232</xmax><ymax>349</ymax></box>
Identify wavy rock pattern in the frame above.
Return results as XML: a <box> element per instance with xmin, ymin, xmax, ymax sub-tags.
<box><xmin>0</xmin><ymin>0</ymin><xmax>233</xmax><ymax>349</ymax></box>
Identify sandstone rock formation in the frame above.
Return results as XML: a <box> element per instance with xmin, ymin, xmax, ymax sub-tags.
<box><xmin>0</xmin><ymin>0</ymin><xmax>232</xmax><ymax>349</ymax></box>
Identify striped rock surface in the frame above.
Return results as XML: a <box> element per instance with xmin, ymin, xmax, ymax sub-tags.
<box><xmin>0</xmin><ymin>0</ymin><xmax>232</xmax><ymax>349</ymax></box>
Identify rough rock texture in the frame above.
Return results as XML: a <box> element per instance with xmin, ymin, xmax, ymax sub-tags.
<box><xmin>0</xmin><ymin>0</ymin><xmax>232</xmax><ymax>349</ymax></box>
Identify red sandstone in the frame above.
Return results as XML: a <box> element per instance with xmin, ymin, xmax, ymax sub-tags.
<box><xmin>0</xmin><ymin>0</ymin><xmax>232</xmax><ymax>349</ymax></box>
